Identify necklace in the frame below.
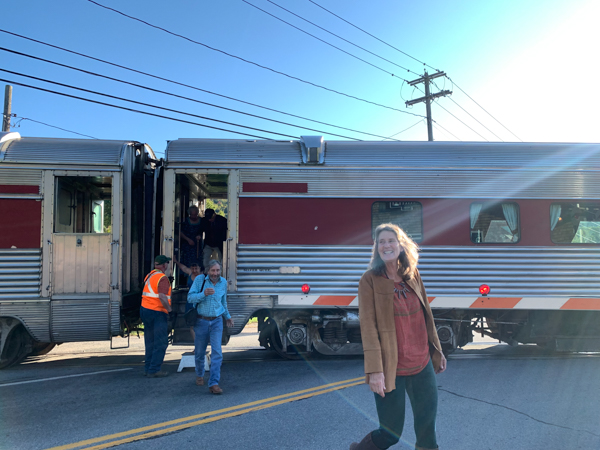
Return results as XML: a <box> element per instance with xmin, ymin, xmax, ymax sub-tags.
<box><xmin>384</xmin><ymin>272</ymin><xmax>410</xmax><ymax>298</ymax></box>
<box><xmin>394</xmin><ymin>282</ymin><xmax>410</xmax><ymax>299</ymax></box>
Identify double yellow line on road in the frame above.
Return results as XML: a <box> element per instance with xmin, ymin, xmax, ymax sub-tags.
<box><xmin>47</xmin><ymin>376</ymin><xmax>363</xmax><ymax>450</ymax></box>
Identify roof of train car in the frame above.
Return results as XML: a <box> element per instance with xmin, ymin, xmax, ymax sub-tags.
<box><xmin>0</xmin><ymin>133</ymin><xmax>154</xmax><ymax>166</ymax></box>
<box><xmin>165</xmin><ymin>138</ymin><xmax>600</xmax><ymax>170</ymax></box>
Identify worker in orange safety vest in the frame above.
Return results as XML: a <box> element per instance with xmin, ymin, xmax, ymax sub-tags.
<box><xmin>140</xmin><ymin>255</ymin><xmax>172</xmax><ymax>378</ymax></box>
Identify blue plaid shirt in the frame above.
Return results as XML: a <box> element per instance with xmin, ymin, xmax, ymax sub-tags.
<box><xmin>187</xmin><ymin>275</ymin><xmax>230</xmax><ymax>320</ymax></box>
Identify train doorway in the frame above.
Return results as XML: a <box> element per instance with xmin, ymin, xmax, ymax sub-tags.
<box><xmin>164</xmin><ymin>169</ymin><xmax>238</xmax><ymax>345</ymax></box>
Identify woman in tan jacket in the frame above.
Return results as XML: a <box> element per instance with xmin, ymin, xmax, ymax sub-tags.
<box><xmin>350</xmin><ymin>224</ymin><xmax>446</xmax><ymax>450</ymax></box>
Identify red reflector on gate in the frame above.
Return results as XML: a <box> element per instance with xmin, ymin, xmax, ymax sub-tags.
<box><xmin>479</xmin><ymin>284</ymin><xmax>491</xmax><ymax>295</ymax></box>
<box><xmin>301</xmin><ymin>284</ymin><xmax>310</xmax><ymax>294</ymax></box>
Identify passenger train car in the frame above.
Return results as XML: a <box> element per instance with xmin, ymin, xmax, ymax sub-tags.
<box><xmin>0</xmin><ymin>132</ymin><xmax>159</xmax><ymax>367</ymax></box>
<box><xmin>164</xmin><ymin>137</ymin><xmax>600</xmax><ymax>357</ymax></box>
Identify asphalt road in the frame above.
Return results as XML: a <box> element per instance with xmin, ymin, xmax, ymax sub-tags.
<box><xmin>1</xmin><ymin>326</ymin><xmax>600</xmax><ymax>450</ymax></box>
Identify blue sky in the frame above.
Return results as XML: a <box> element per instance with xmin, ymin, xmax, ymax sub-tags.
<box><xmin>2</xmin><ymin>0</ymin><xmax>599</xmax><ymax>156</ymax></box>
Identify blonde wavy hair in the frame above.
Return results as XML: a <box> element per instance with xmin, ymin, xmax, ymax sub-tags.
<box><xmin>369</xmin><ymin>223</ymin><xmax>419</xmax><ymax>280</ymax></box>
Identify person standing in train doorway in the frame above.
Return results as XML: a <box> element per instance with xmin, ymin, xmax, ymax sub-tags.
<box><xmin>187</xmin><ymin>259</ymin><xmax>234</xmax><ymax>394</ymax></box>
<box><xmin>201</xmin><ymin>208</ymin><xmax>227</xmax><ymax>269</ymax></box>
<box><xmin>140</xmin><ymin>255</ymin><xmax>172</xmax><ymax>378</ymax></box>
<box><xmin>350</xmin><ymin>224</ymin><xmax>446</xmax><ymax>450</ymax></box>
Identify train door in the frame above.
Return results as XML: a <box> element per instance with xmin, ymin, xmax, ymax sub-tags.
<box><xmin>163</xmin><ymin>169</ymin><xmax>238</xmax><ymax>344</ymax></box>
<box><xmin>47</xmin><ymin>173</ymin><xmax>120</xmax><ymax>341</ymax></box>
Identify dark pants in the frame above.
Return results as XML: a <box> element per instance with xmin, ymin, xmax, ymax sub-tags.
<box><xmin>372</xmin><ymin>359</ymin><xmax>438</xmax><ymax>450</ymax></box>
<box><xmin>140</xmin><ymin>306</ymin><xmax>169</xmax><ymax>374</ymax></box>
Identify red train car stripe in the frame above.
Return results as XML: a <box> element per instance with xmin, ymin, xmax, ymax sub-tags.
<box><xmin>0</xmin><ymin>198</ymin><xmax>42</xmax><ymax>248</ymax></box>
<box><xmin>313</xmin><ymin>296</ymin><xmax>356</xmax><ymax>306</ymax></box>
<box><xmin>470</xmin><ymin>297</ymin><xmax>522</xmax><ymax>309</ymax></box>
<box><xmin>427</xmin><ymin>296</ymin><xmax>435</xmax><ymax>303</ymax></box>
<box><xmin>561</xmin><ymin>298</ymin><xmax>600</xmax><ymax>310</ymax></box>
<box><xmin>0</xmin><ymin>185</ymin><xmax>39</xmax><ymax>194</ymax></box>
<box><xmin>243</xmin><ymin>182</ymin><xmax>308</xmax><ymax>193</ymax></box>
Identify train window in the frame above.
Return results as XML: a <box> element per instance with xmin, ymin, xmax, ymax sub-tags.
<box><xmin>54</xmin><ymin>176</ymin><xmax>112</xmax><ymax>233</ymax></box>
<box><xmin>551</xmin><ymin>202</ymin><xmax>600</xmax><ymax>244</ymax></box>
<box><xmin>57</xmin><ymin>188</ymin><xmax>72</xmax><ymax>227</ymax></box>
<box><xmin>470</xmin><ymin>202</ymin><xmax>520</xmax><ymax>243</ymax></box>
<box><xmin>372</xmin><ymin>201</ymin><xmax>423</xmax><ymax>242</ymax></box>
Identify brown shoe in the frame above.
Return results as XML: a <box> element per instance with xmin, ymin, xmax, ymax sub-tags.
<box><xmin>195</xmin><ymin>376</ymin><xmax>205</xmax><ymax>386</ymax></box>
<box><xmin>147</xmin><ymin>371</ymin><xmax>169</xmax><ymax>378</ymax></box>
<box><xmin>209</xmin><ymin>385</ymin><xmax>223</xmax><ymax>394</ymax></box>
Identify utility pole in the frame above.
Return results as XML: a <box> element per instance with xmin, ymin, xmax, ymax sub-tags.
<box><xmin>405</xmin><ymin>71</ymin><xmax>451</xmax><ymax>141</ymax></box>
<box><xmin>2</xmin><ymin>85</ymin><xmax>12</xmax><ymax>132</ymax></box>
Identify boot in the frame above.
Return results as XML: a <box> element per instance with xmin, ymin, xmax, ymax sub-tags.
<box><xmin>350</xmin><ymin>432</ymin><xmax>379</xmax><ymax>450</ymax></box>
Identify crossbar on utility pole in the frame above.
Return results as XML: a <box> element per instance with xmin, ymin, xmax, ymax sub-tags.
<box><xmin>405</xmin><ymin>71</ymin><xmax>451</xmax><ymax>141</ymax></box>
<box><xmin>2</xmin><ymin>85</ymin><xmax>12</xmax><ymax>132</ymax></box>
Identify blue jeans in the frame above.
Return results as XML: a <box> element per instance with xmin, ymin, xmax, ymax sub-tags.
<box><xmin>140</xmin><ymin>306</ymin><xmax>169</xmax><ymax>374</ymax></box>
<box><xmin>194</xmin><ymin>316</ymin><xmax>223</xmax><ymax>387</ymax></box>
<box><xmin>372</xmin><ymin>359</ymin><xmax>438</xmax><ymax>450</ymax></box>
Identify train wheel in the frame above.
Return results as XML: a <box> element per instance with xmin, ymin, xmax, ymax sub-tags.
<box><xmin>270</xmin><ymin>326</ymin><xmax>302</xmax><ymax>360</ymax></box>
<box><xmin>260</xmin><ymin>320</ymin><xmax>302</xmax><ymax>360</ymax></box>
<box><xmin>0</xmin><ymin>325</ymin><xmax>29</xmax><ymax>369</ymax></box>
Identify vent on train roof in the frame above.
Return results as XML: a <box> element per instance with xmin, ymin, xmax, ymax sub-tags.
<box><xmin>300</xmin><ymin>135</ymin><xmax>324</xmax><ymax>165</ymax></box>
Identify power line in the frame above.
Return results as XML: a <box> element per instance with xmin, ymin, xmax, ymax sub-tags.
<box><xmin>84</xmin><ymin>0</ymin><xmax>425</xmax><ymax>118</ymax></box>
<box><xmin>0</xmin><ymin>78</ymin><xmax>287</xmax><ymax>141</ymax></box>
<box><xmin>0</xmin><ymin>30</ymin><xmax>409</xmax><ymax>139</ymax></box>
<box><xmin>447</xmin><ymin>77</ymin><xmax>523</xmax><ymax>142</ymax></box>
<box><xmin>0</xmin><ymin>47</ymin><xmax>382</xmax><ymax>141</ymax></box>
<box><xmin>0</xmin><ymin>69</ymin><xmax>303</xmax><ymax>139</ymax></box>
<box><xmin>382</xmin><ymin>119</ymin><xmax>424</xmax><ymax>140</ymax></box>
<box><xmin>14</xmin><ymin>117</ymin><xmax>99</xmax><ymax>139</ymax></box>
<box><xmin>431</xmin><ymin>79</ymin><xmax>504</xmax><ymax>141</ymax></box>
<box><xmin>430</xmin><ymin>98</ymin><xmax>489</xmax><ymax>141</ymax></box>
<box><xmin>432</xmin><ymin>120</ymin><xmax>461</xmax><ymax>141</ymax></box>
<box><xmin>243</xmin><ymin>0</ymin><xmax>415</xmax><ymax>80</ymax></box>
<box><xmin>446</xmin><ymin>95</ymin><xmax>503</xmax><ymax>141</ymax></box>
<box><xmin>306</xmin><ymin>1</ymin><xmax>521</xmax><ymax>142</ymax></box>
<box><xmin>306</xmin><ymin>0</ymin><xmax>441</xmax><ymax>73</ymax></box>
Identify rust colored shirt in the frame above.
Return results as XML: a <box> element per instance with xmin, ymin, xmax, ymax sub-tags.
<box><xmin>393</xmin><ymin>280</ymin><xmax>430</xmax><ymax>376</ymax></box>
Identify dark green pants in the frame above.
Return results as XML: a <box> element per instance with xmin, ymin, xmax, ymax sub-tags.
<box><xmin>372</xmin><ymin>359</ymin><xmax>438</xmax><ymax>450</ymax></box>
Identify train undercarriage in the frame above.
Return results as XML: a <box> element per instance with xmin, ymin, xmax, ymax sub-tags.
<box><xmin>256</xmin><ymin>308</ymin><xmax>600</xmax><ymax>358</ymax></box>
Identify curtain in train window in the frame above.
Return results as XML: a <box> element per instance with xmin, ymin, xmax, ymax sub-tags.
<box><xmin>371</xmin><ymin>201</ymin><xmax>423</xmax><ymax>242</ymax></box>
<box><xmin>550</xmin><ymin>202</ymin><xmax>600</xmax><ymax>244</ymax></box>
<box><xmin>470</xmin><ymin>202</ymin><xmax>520</xmax><ymax>243</ymax></box>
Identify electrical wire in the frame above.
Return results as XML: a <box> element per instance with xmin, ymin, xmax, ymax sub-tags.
<box><xmin>447</xmin><ymin>77</ymin><xmax>523</xmax><ymax>142</ymax></box>
<box><xmin>382</xmin><ymin>120</ymin><xmax>424</xmax><ymax>140</ymax></box>
<box><xmin>0</xmin><ymin>47</ymin><xmax>384</xmax><ymax>141</ymax></box>
<box><xmin>244</xmin><ymin>0</ymin><xmax>416</xmax><ymax>80</ymax></box>
<box><xmin>306</xmin><ymin>0</ymin><xmax>521</xmax><ymax>141</ymax></box>
<box><xmin>84</xmin><ymin>0</ymin><xmax>425</xmax><ymax>117</ymax></box>
<box><xmin>0</xmin><ymin>77</ymin><xmax>286</xmax><ymax>141</ymax></box>
<box><xmin>432</xmin><ymin>121</ymin><xmax>461</xmax><ymax>141</ymax></box>
<box><xmin>445</xmin><ymin>97</ymin><xmax>503</xmax><ymax>141</ymax></box>
<box><xmin>0</xmin><ymin>68</ymin><xmax>303</xmax><ymax>139</ymax></box>
<box><xmin>13</xmin><ymin>116</ymin><xmax>99</xmax><ymax>139</ymax></box>
<box><xmin>242</xmin><ymin>0</ymin><xmax>398</xmax><ymax>79</ymax></box>
<box><xmin>306</xmin><ymin>0</ymin><xmax>441</xmax><ymax>73</ymax></box>
<box><xmin>431</xmin><ymin>79</ymin><xmax>504</xmax><ymax>141</ymax></box>
<box><xmin>0</xmin><ymin>30</ymin><xmax>411</xmax><ymax>138</ymax></box>
<box><xmin>432</xmin><ymin>98</ymin><xmax>489</xmax><ymax>141</ymax></box>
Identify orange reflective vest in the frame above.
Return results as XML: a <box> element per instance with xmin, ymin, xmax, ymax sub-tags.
<box><xmin>141</xmin><ymin>269</ymin><xmax>172</xmax><ymax>313</ymax></box>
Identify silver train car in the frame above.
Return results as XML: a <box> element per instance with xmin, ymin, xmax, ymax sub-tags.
<box><xmin>0</xmin><ymin>132</ymin><xmax>158</xmax><ymax>368</ymax></box>
<box><xmin>164</xmin><ymin>137</ymin><xmax>600</xmax><ymax>357</ymax></box>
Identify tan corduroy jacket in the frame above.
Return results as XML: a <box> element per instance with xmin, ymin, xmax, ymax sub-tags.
<box><xmin>358</xmin><ymin>268</ymin><xmax>443</xmax><ymax>393</ymax></box>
